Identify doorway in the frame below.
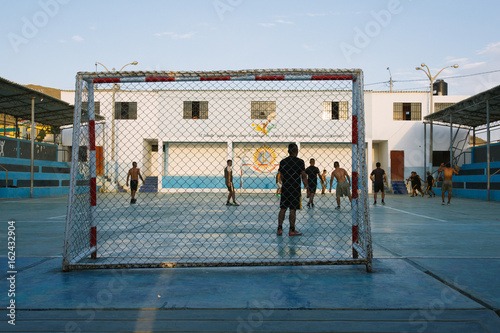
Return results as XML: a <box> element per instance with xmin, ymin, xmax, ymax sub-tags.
<box><xmin>390</xmin><ymin>150</ymin><xmax>405</xmax><ymax>181</ymax></box>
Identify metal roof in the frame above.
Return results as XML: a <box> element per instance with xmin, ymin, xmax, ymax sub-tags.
<box><xmin>424</xmin><ymin>84</ymin><xmax>500</xmax><ymax>128</ymax></box>
<box><xmin>0</xmin><ymin>76</ymin><xmax>102</xmax><ymax>127</ymax></box>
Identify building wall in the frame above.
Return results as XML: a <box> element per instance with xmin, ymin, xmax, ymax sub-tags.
<box><xmin>158</xmin><ymin>90</ymin><xmax>353</xmax><ymax>142</ymax></box>
<box><xmin>367</xmin><ymin>92</ymin><xmax>469</xmax><ymax>182</ymax></box>
<box><xmin>60</xmin><ymin>89</ymin><xmax>470</xmax><ymax>191</ymax></box>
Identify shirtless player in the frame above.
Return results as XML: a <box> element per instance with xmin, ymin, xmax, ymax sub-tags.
<box><xmin>126</xmin><ymin>162</ymin><xmax>144</xmax><ymax>204</ymax></box>
<box><xmin>329</xmin><ymin>161</ymin><xmax>352</xmax><ymax>210</ymax></box>
<box><xmin>438</xmin><ymin>162</ymin><xmax>459</xmax><ymax>205</ymax></box>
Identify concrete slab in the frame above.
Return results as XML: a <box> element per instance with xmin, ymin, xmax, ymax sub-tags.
<box><xmin>410</xmin><ymin>258</ymin><xmax>500</xmax><ymax>310</ymax></box>
<box><xmin>4</xmin><ymin>309</ymin><xmax>499</xmax><ymax>332</ymax></box>
<box><xmin>0</xmin><ymin>258</ymin><xmax>484</xmax><ymax>310</ymax></box>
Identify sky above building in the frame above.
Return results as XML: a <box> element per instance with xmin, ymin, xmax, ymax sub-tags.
<box><xmin>1</xmin><ymin>0</ymin><xmax>500</xmax><ymax>96</ymax></box>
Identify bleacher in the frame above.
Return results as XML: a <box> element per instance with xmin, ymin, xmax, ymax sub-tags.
<box><xmin>0</xmin><ymin>137</ymin><xmax>70</xmax><ymax>198</ymax></box>
<box><xmin>433</xmin><ymin>161</ymin><xmax>500</xmax><ymax>201</ymax></box>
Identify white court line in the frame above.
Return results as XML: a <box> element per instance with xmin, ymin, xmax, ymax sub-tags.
<box><xmin>0</xmin><ymin>220</ymin><xmax>65</xmax><ymax>223</ymax></box>
<box><xmin>244</xmin><ymin>202</ymin><xmax>278</xmax><ymax>206</ymax></box>
<box><xmin>382</xmin><ymin>206</ymin><xmax>447</xmax><ymax>222</ymax></box>
<box><xmin>47</xmin><ymin>215</ymin><xmax>66</xmax><ymax>219</ymax></box>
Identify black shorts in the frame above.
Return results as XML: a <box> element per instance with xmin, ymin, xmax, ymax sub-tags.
<box><xmin>374</xmin><ymin>182</ymin><xmax>384</xmax><ymax>193</ymax></box>
<box><xmin>226</xmin><ymin>182</ymin><xmax>234</xmax><ymax>192</ymax></box>
<box><xmin>130</xmin><ymin>180</ymin><xmax>138</xmax><ymax>191</ymax></box>
<box><xmin>280</xmin><ymin>189</ymin><xmax>302</xmax><ymax>210</ymax></box>
<box><xmin>308</xmin><ymin>184</ymin><xmax>317</xmax><ymax>194</ymax></box>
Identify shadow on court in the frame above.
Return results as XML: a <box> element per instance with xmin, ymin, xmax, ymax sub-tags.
<box><xmin>1</xmin><ymin>194</ymin><xmax>499</xmax><ymax>332</ymax></box>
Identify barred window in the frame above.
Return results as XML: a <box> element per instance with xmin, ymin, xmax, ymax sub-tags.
<box><xmin>82</xmin><ymin>102</ymin><xmax>100</xmax><ymax>116</ymax></box>
<box><xmin>115</xmin><ymin>102</ymin><xmax>137</xmax><ymax>120</ymax></box>
<box><xmin>434</xmin><ymin>103</ymin><xmax>454</xmax><ymax>113</ymax></box>
<box><xmin>251</xmin><ymin>101</ymin><xmax>276</xmax><ymax>119</ymax></box>
<box><xmin>393</xmin><ymin>102</ymin><xmax>421</xmax><ymax>121</ymax></box>
<box><xmin>183</xmin><ymin>101</ymin><xmax>208</xmax><ymax>119</ymax></box>
<box><xmin>323</xmin><ymin>101</ymin><xmax>349</xmax><ymax>120</ymax></box>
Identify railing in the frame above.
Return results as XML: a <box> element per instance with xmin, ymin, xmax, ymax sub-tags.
<box><xmin>453</xmin><ymin>150</ymin><xmax>471</xmax><ymax>166</ymax></box>
<box><xmin>0</xmin><ymin>164</ymin><xmax>8</xmax><ymax>188</ymax></box>
<box><xmin>452</xmin><ymin>127</ymin><xmax>471</xmax><ymax>166</ymax></box>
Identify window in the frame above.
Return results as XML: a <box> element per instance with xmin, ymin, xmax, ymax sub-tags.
<box><xmin>183</xmin><ymin>101</ymin><xmax>208</xmax><ymax>119</ymax></box>
<box><xmin>322</xmin><ymin>101</ymin><xmax>349</xmax><ymax>120</ymax></box>
<box><xmin>434</xmin><ymin>103</ymin><xmax>454</xmax><ymax>113</ymax></box>
<box><xmin>82</xmin><ymin>102</ymin><xmax>100</xmax><ymax>116</ymax></box>
<box><xmin>115</xmin><ymin>102</ymin><xmax>137</xmax><ymax>120</ymax></box>
<box><xmin>251</xmin><ymin>101</ymin><xmax>276</xmax><ymax>119</ymax></box>
<box><xmin>393</xmin><ymin>102</ymin><xmax>421</xmax><ymax>121</ymax></box>
<box><xmin>432</xmin><ymin>151</ymin><xmax>450</xmax><ymax>167</ymax></box>
<box><xmin>78</xmin><ymin>146</ymin><xmax>87</xmax><ymax>162</ymax></box>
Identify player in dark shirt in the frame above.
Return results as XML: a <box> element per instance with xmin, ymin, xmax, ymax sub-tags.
<box><xmin>370</xmin><ymin>162</ymin><xmax>387</xmax><ymax>205</ymax></box>
<box><xmin>305</xmin><ymin>158</ymin><xmax>321</xmax><ymax>208</ymax></box>
<box><xmin>406</xmin><ymin>171</ymin><xmax>425</xmax><ymax>197</ymax></box>
<box><xmin>277</xmin><ymin>143</ymin><xmax>308</xmax><ymax>236</ymax></box>
<box><xmin>425</xmin><ymin>171</ymin><xmax>436</xmax><ymax>197</ymax></box>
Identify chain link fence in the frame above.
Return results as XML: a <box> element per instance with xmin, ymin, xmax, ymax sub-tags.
<box><xmin>63</xmin><ymin>69</ymin><xmax>372</xmax><ymax>272</ymax></box>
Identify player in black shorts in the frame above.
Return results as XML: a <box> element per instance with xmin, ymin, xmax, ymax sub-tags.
<box><xmin>126</xmin><ymin>162</ymin><xmax>145</xmax><ymax>204</ymax></box>
<box><xmin>425</xmin><ymin>171</ymin><xmax>436</xmax><ymax>197</ymax></box>
<box><xmin>277</xmin><ymin>143</ymin><xmax>308</xmax><ymax>236</ymax></box>
<box><xmin>370</xmin><ymin>162</ymin><xmax>387</xmax><ymax>205</ymax></box>
<box><xmin>407</xmin><ymin>171</ymin><xmax>425</xmax><ymax>197</ymax></box>
<box><xmin>305</xmin><ymin>158</ymin><xmax>321</xmax><ymax>208</ymax></box>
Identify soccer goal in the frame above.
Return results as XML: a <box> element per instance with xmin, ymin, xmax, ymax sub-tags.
<box><xmin>62</xmin><ymin>69</ymin><xmax>372</xmax><ymax>272</ymax></box>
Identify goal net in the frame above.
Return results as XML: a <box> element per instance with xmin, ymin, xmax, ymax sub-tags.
<box><xmin>62</xmin><ymin>69</ymin><xmax>372</xmax><ymax>272</ymax></box>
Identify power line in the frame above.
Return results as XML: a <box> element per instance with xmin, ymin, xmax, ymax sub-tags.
<box><xmin>440</xmin><ymin>68</ymin><xmax>500</xmax><ymax>80</ymax></box>
<box><xmin>366</xmin><ymin>68</ymin><xmax>500</xmax><ymax>86</ymax></box>
<box><xmin>365</xmin><ymin>81</ymin><xmax>388</xmax><ymax>86</ymax></box>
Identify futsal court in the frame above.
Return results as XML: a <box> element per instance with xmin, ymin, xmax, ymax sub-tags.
<box><xmin>75</xmin><ymin>191</ymin><xmax>358</xmax><ymax>267</ymax></box>
<box><xmin>1</xmin><ymin>194</ymin><xmax>499</xmax><ymax>332</ymax></box>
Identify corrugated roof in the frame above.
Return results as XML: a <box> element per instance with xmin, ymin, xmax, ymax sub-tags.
<box><xmin>0</xmin><ymin>76</ymin><xmax>102</xmax><ymax>127</ymax></box>
<box><xmin>424</xmin><ymin>84</ymin><xmax>500</xmax><ymax>127</ymax></box>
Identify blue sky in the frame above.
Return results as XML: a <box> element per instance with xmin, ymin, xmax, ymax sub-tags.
<box><xmin>2</xmin><ymin>0</ymin><xmax>500</xmax><ymax>95</ymax></box>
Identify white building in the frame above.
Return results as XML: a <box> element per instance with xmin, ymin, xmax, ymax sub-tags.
<box><xmin>60</xmin><ymin>86</ymin><xmax>469</xmax><ymax>193</ymax></box>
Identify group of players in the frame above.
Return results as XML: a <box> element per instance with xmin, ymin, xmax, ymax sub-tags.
<box><xmin>125</xmin><ymin>144</ymin><xmax>459</xmax><ymax>237</ymax></box>
<box><xmin>276</xmin><ymin>159</ymin><xmax>352</xmax><ymax>211</ymax></box>
<box><xmin>225</xmin><ymin>143</ymin><xmax>357</xmax><ymax>236</ymax></box>
<box><xmin>406</xmin><ymin>163</ymin><xmax>459</xmax><ymax>205</ymax></box>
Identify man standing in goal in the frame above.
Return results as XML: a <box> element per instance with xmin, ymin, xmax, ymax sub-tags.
<box><xmin>126</xmin><ymin>162</ymin><xmax>144</xmax><ymax>204</ymax></box>
<box><xmin>277</xmin><ymin>143</ymin><xmax>308</xmax><ymax>236</ymax></box>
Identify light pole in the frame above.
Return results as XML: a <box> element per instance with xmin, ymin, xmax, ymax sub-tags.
<box><xmin>416</xmin><ymin>63</ymin><xmax>458</xmax><ymax>173</ymax></box>
<box><xmin>95</xmin><ymin>61</ymin><xmax>138</xmax><ymax>184</ymax></box>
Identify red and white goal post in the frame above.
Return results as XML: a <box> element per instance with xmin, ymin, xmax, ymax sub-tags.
<box><xmin>62</xmin><ymin>69</ymin><xmax>372</xmax><ymax>272</ymax></box>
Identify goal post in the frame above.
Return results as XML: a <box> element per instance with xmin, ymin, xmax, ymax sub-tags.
<box><xmin>62</xmin><ymin>69</ymin><xmax>372</xmax><ymax>272</ymax></box>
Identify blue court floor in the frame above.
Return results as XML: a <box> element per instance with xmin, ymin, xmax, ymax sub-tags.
<box><xmin>0</xmin><ymin>193</ymin><xmax>499</xmax><ymax>332</ymax></box>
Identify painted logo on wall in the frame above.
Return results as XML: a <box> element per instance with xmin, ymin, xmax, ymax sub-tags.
<box><xmin>251</xmin><ymin>119</ymin><xmax>276</xmax><ymax>136</ymax></box>
<box><xmin>252</xmin><ymin>146</ymin><xmax>278</xmax><ymax>172</ymax></box>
